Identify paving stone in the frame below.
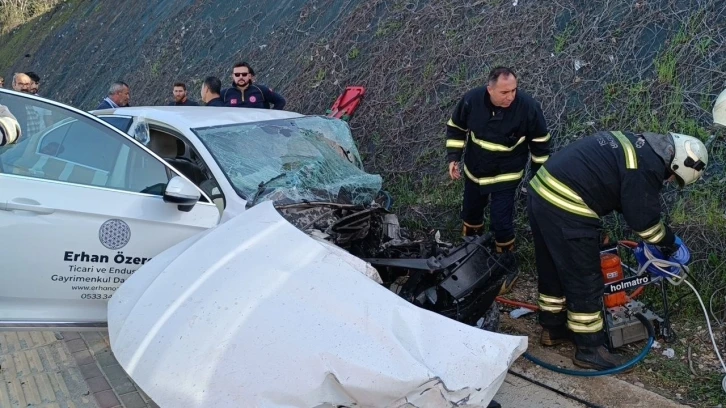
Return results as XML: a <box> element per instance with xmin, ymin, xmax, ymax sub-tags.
<box><xmin>66</xmin><ymin>338</ymin><xmax>89</xmax><ymax>353</ymax></box>
<box><xmin>119</xmin><ymin>391</ymin><xmax>148</xmax><ymax>408</ymax></box>
<box><xmin>59</xmin><ymin>332</ymin><xmax>81</xmax><ymax>341</ymax></box>
<box><xmin>73</xmin><ymin>350</ymin><xmax>95</xmax><ymax>366</ymax></box>
<box><xmin>95</xmin><ymin>350</ymin><xmax>118</xmax><ymax>367</ymax></box>
<box><xmin>100</xmin><ymin>364</ymin><xmax>128</xmax><ymax>381</ymax></box>
<box><xmin>79</xmin><ymin>363</ymin><xmax>103</xmax><ymax>380</ymax></box>
<box><xmin>94</xmin><ymin>389</ymin><xmax>121</xmax><ymax>408</ymax></box>
<box><xmin>87</xmin><ymin>375</ymin><xmax>112</xmax><ymax>393</ymax></box>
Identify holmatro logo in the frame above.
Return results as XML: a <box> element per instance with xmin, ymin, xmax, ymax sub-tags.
<box><xmin>607</xmin><ymin>275</ymin><xmax>650</xmax><ymax>294</ymax></box>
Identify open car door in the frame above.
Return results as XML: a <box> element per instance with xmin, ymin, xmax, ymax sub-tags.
<box><xmin>0</xmin><ymin>89</ymin><xmax>220</xmax><ymax>330</ymax></box>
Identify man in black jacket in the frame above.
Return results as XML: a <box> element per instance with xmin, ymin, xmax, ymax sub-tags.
<box><xmin>201</xmin><ymin>76</ymin><xmax>224</xmax><ymax>107</ymax></box>
<box><xmin>446</xmin><ymin>66</ymin><xmax>551</xmax><ymax>295</ymax></box>
<box><xmin>529</xmin><ymin>130</ymin><xmax>707</xmax><ymax>369</ymax></box>
<box><xmin>169</xmin><ymin>82</ymin><xmax>199</xmax><ymax>106</ymax></box>
<box><xmin>221</xmin><ymin>62</ymin><xmax>285</xmax><ymax>110</ymax></box>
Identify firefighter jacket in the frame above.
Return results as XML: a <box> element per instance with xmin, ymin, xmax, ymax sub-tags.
<box><xmin>446</xmin><ymin>87</ymin><xmax>551</xmax><ymax>193</ymax></box>
<box><xmin>529</xmin><ymin>130</ymin><xmax>675</xmax><ymax>247</ymax></box>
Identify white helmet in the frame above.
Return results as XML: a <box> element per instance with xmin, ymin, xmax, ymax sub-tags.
<box><xmin>669</xmin><ymin>133</ymin><xmax>708</xmax><ymax>187</ymax></box>
<box><xmin>715</xmin><ymin>89</ymin><xmax>726</xmax><ymax>127</ymax></box>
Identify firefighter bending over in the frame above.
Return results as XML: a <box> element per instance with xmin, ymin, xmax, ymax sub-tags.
<box><xmin>446</xmin><ymin>66</ymin><xmax>551</xmax><ymax>294</ymax></box>
<box><xmin>528</xmin><ymin>129</ymin><xmax>707</xmax><ymax>369</ymax></box>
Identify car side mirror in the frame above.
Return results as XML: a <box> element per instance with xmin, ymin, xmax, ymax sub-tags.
<box><xmin>163</xmin><ymin>175</ymin><xmax>200</xmax><ymax>212</ymax></box>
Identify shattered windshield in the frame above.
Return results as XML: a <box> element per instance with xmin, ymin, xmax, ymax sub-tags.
<box><xmin>192</xmin><ymin>116</ymin><xmax>382</xmax><ymax>206</ymax></box>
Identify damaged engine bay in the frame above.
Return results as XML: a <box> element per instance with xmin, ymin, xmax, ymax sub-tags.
<box><xmin>277</xmin><ymin>201</ymin><xmax>511</xmax><ymax>330</ymax></box>
<box><xmin>209</xmin><ymin>114</ymin><xmax>511</xmax><ymax>330</ymax></box>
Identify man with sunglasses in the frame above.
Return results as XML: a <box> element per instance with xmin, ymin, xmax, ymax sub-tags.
<box><xmin>222</xmin><ymin>62</ymin><xmax>286</xmax><ymax>110</ymax></box>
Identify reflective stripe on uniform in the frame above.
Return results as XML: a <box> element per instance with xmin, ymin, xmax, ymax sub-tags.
<box><xmin>611</xmin><ymin>131</ymin><xmax>638</xmax><ymax>169</ymax></box>
<box><xmin>496</xmin><ymin>238</ymin><xmax>515</xmax><ymax>247</ymax></box>
<box><xmin>464</xmin><ymin>165</ymin><xmax>523</xmax><ymax>185</ymax></box>
<box><xmin>538</xmin><ymin>294</ymin><xmax>566</xmax><ymax>313</ymax></box>
<box><xmin>447</xmin><ymin>118</ymin><xmax>467</xmax><ymax>132</ymax></box>
<box><xmin>567</xmin><ymin>310</ymin><xmax>604</xmax><ymax>333</ymax></box>
<box><xmin>446</xmin><ymin>139</ymin><xmax>465</xmax><ymax>148</ymax></box>
<box><xmin>530</xmin><ymin>176</ymin><xmax>598</xmax><ymax>218</ymax></box>
<box><xmin>537</xmin><ymin>167</ymin><xmax>584</xmax><ymax>204</ymax></box>
<box><xmin>637</xmin><ymin>221</ymin><xmax>666</xmax><ymax>243</ymax></box>
<box><xmin>471</xmin><ymin>132</ymin><xmax>526</xmax><ymax>152</ymax></box>
<box><xmin>531</xmin><ymin>133</ymin><xmax>551</xmax><ymax>143</ymax></box>
<box><xmin>567</xmin><ymin>310</ymin><xmax>601</xmax><ymax>322</ymax></box>
<box><xmin>568</xmin><ymin>320</ymin><xmax>604</xmax><ymax>333</ymax></box>
<box><xmin>531</xmin><ymin>154</ymin><xmax>549</xmax><ymax>163</ymax></box>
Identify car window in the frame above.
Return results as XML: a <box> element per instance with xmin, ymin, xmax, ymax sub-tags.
<box><xmin>97</xmin><ymin>115</ymin><xmax>133</xmax><ymax>133</ymax></box>
<box><xmin>0</xmin><ymin>92</ymin><xmax>170</xmax><ymax>196</ymax></box>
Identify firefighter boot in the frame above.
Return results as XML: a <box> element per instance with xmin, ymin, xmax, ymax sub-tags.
<box><xmin>573</xmin><ymin>345</ymin><xmax>634</xmax><ymax>371</ymax></box>
<box><xmin>496</xmin><ymin>240</ymin><xmax>519</xmax><ymax>295</ymax></box>
<box><xmin>540</xmin><ymin>326</ymin><xmax>572</xmax><ymax>346</ymax></box>
<box><xmin>462</xmin><ymin>222</ymin><xmax>484</xmax><ymax>237</ymax></box>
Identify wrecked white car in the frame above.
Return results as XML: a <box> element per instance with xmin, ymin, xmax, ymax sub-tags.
<box><xmin>0</xmin><ymin>88</ymin><xmax>527</xmax><ymax>406</ymax></box>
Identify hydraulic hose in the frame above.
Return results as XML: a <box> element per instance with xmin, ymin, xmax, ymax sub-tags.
<box><xmin>522</xmin><ymin>312</ymin><xmax>655</xmax><ymax>377</ymax></box>
<box><xmin>495</xmin><ymin>297</ymin><xmax>538</xmax><ymax>311</ymax></box>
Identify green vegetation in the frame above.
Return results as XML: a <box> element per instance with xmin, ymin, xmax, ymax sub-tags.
<box><xmin>554</xmin><ymin>23</ymin><xmax>575</xmax><ymax>54</ymax></box>
<box><xmin>0</xmin><ymin>0</ymin><xmax>62</xmax><ymax>34</ymax></box>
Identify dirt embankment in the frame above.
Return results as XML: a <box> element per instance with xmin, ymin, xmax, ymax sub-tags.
<box><xmin>2</xmin><ymin>1</ymin><xmax>726</xmax><ymax>404</ymax></box>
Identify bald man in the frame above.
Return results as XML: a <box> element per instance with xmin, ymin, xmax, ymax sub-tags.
<box><xmin>10</xmin><ymin>72</ymin><xmax>45</xmax><ymax>135</ymax></box>
<box><xmin>12</xmin><ymin>73</ymin><xmax>32</xmax><ymax>94</ymax></box>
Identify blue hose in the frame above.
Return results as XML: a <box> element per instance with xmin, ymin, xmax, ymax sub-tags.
<box><xmin>522</xmin><ymin>313</ymin><xmax>655</xmax><ymax>377</ymax></box>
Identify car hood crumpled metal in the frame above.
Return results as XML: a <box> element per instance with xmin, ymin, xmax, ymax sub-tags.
<box><xmin>107</xmin><ymin>201</ymin><xmax>527</xmax><ymax>408</ymax></box>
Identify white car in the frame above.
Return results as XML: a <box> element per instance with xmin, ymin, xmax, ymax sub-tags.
<box><xmin>0</xmin><ymin>88</ymin><xmax>305</xmax><ymax>328</ymax></box>
<box><xmin>0</xmin><ymin>87</ymin><xmax>511</xmax><ymax>331</ymax></box>
<box><xmin>0</xmin><ymin>88</ymin><xmax>526</xmax><ymax>407</ymax></box>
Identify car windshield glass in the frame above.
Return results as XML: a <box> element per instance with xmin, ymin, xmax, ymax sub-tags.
<box><xmin>192</xmin><ymin>116</ymin><xmax>382</xmax><ymax>206</ymax></box>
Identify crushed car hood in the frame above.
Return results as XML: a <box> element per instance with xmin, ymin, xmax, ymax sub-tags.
<box><xmin>107</xmin><ymin>201</ymin><xmax>527</xmax><ymax>407</ymax></box>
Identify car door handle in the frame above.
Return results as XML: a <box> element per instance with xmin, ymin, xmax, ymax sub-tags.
<box><xmin>5</xmin><ymin>198</ymin><xmax>55</xmax><ymax>215</ymax></box>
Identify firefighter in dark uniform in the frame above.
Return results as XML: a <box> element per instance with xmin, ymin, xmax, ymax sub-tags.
<box><xmin>446</xmin><ymin>67</ymin><xmax>551</xmax><ymax>295</ymax></box>
<box><xmin>528</xmin><ymin>130</ymin><xmax>708</xmax><ymax>369</ymax></box>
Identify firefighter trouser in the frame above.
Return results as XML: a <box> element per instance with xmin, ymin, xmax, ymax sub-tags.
<box><xmin>461</xmin><ymin>178</ymin><xmax>516</xmax><ymax>249</ymax></box>
<box><xmin>527</xmin><ymin>193</ymin><xmax>605</xmax><ymax>348</ymax></box>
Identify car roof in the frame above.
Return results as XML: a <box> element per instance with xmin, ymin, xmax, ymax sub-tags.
<box><xmin>90</xmin><ymin>106</ymin><xmax>305</xmax><ymax>130</ymax></box>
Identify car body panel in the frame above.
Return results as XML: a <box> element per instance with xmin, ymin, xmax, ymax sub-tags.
<box><xmin>108</xmin><ymin>201</ymin><xmax>528</xmax><ymax>408</ymax></box>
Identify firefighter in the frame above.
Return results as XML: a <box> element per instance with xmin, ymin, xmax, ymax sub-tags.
<box><xmin>446</xmin><ymin>66</ymin><xmax>551</xmax><ymax>295</ymax></box>
<box><xmin>528</xmin><ymin>130</ymin><xmax>707</xmax><ymax>369</ymax></box>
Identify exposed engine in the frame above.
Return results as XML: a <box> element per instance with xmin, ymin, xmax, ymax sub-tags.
<box><xmin>277</xmin><ymin>202</ymin><xmax>510</xmax><ymax>330</ymax></box>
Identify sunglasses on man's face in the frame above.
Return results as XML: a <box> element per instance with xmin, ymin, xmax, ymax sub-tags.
<box><xmin>233</xmin><ymin>72</ymin><xmax>251</xmax><ymax>77</ymax></box>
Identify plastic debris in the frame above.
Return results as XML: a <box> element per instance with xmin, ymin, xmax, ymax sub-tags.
<box><xmin>652</xmin><ymin>340</ymin><xmax>661</xmax><ymax>349</ymax></box>
<box><xmin>512</xmin><ymin>0</ymin><xmax>519</xmax><ymax>5</ymax></box>
<box><xmin>510</xmin><ymin>307</ymin><xmax>535</xmax><ymax>319</ymax></box>
<box><xmin>662</xmin><ymin>348</ymin><xmax>675</xmax><ymax>359</ymax></box>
